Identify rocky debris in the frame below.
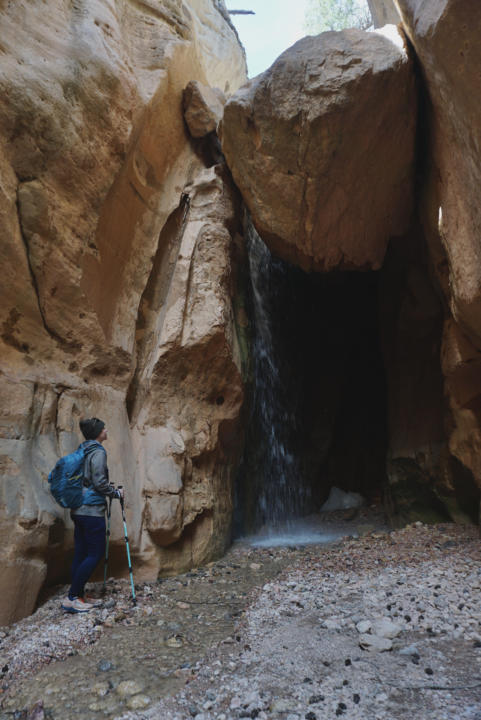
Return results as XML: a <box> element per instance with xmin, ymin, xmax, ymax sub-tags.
<box><xmin>0</xmin><ymin>0</ymin><xmax>247</xmax><ymax>626</ymax></box>
<box><xmin>221</xmin><ymin>27</ymin><xmax>416</xmax><ymax>272</ymax></box>
<box><xmin>0</xmin><ymin>523</ymin><xmax>470</xmax><ymax>720</ymax></box>
<box><xmin>183</xmin><ymin>81</ymin><xmax>225</xmax><ymax>138</ymax></box>
<box><xmin>0</xmin><ymin>534</ymin><xmax>311</xmax><ymax>719</ymax></box>
<box><xmin>118</xmin><ymin>523</ymin><xmax>481</xmax><ymax>719</ymax></box>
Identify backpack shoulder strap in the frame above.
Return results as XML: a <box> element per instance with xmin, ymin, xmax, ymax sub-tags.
<box><xmin>79</xmin><ymin>443</ymin><xmax>91</xmax><ymax>487</ymax></box>
<box><xmin>82</xmin><ymin>442</ymin><xmax>105</xmax><ymax>487</ymax></box>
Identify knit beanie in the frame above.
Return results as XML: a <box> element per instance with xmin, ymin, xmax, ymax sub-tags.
<box><xmin>79</xmin><ymin>417</ymin><xmax>105</xmax><ymax>441</ymax></box>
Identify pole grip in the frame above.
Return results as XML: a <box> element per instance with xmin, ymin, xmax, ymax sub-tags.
<box><xmin>117</xmin><ymin>485</ymin><xmax>125</xmax><ymax>509</ymax></box>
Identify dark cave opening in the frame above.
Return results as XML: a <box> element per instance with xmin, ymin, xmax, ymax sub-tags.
<box><xmin>235</xmin><ymin>223</ymin><xmax>481</xmax><ymax>537</ymax></box>
<box><xmin>235</xmin><ymin>226</ymin><xmax>389</xmax><ymax>536</ymax></box>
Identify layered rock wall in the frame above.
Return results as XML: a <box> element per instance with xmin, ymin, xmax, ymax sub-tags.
<box><xmin>395</xmin><ymin>0</ymin><xmax>481</xmax><ymax>513</ymax></box>
<box><xmin>0</xmin><ymin>0</ymin><xmax>246</xmax><ymax>625</ymax></box>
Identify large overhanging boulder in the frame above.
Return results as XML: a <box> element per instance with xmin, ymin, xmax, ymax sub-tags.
<box><xmin>221</xmin><ymin>28</ymin><xmax>416</xmax><ymax>272</ymax></box>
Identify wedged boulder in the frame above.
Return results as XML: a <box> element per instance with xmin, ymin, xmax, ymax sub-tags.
<box><xmin>183</xmin><ymin>80</ymin><xmax>225</xmax><ymax>137</ymax></box>
<box><xmin>221</xmin><ymin>28</ymin><xmax>416</xmax><ymax>272</ymax></box>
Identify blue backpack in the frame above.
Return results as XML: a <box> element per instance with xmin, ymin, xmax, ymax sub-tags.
<box><xmin>48</xmin><ymin>446</ymin><xmax>86</xmax><ymax>509</ymax></box>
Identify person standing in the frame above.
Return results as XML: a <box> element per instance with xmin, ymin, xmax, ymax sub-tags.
<box><xmin>61</xmin><ymin>418</ymin><xmax>122</xmax><ymax>614</ymax></box>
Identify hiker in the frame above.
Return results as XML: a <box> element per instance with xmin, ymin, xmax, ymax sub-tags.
<box><xmin>61</xmin><ymin>417</ymin><xmax>123</xmax><ymax>614</ymax></box>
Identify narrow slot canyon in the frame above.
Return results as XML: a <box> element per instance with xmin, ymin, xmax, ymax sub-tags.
<box><xmin>2</xmin><ymin>1</ymin><xmax>481</xmax><ymax>718</ymax></box>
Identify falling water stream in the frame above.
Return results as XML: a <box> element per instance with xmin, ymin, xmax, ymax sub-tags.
<box><xmin>246</xmin><ymin>219</ymin><xmax>305</xmax><ymax>524</ymax></box>
<box><xmin>238</xmin><ymin>219</ymin><xmax>351</xmax><ymax>547</ymax></box>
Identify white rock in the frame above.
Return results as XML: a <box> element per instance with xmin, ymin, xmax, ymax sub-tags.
<box><xmin>359</xmin><ymin>634</ymin><xmax>393</xmax><ymax>652</ymax></box>
<box><xmin>321</xmin><ymin>487</ymin><xmax>365</xmax><ymax>511</ymax></box>
<box><xmin>323</xmin><ymin>618</ymin><xmax>342</xmax><ymax>630</ymax></box>
<box><xmin>356</xmin><ymin>620</ymin><xmax>372</xmax><ymax>634</ymax></box>
<box><xmin>399</xmin><ymin>644</ymin><xmax>419</xmax><ymax>656</ymax></box>
<box><xmin>371</xmin><ymin>618</ymin><xmax>402</xmax><ymax>638</ymax></box>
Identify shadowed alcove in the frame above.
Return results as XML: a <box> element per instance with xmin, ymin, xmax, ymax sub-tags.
<box><xmin>234</xmin><ymin>222</ymin><xmax>480</xmax><ymax>536</ymax></box>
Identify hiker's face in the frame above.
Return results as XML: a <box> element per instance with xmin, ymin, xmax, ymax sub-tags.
<box><xmin>97</xmin><ymin>427</ymin><xmax>108</xmax><ymax>443</ymax></box>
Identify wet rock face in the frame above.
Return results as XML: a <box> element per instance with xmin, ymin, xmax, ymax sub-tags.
<box><xmin>221</xmin><ymin>28</ymin><xmax>416</xmax><ymax>272</ymax></box>
<box><xmin>0</xmin><ymin>0</ymin><xmax>246</xmax><ymax>625</ymax></box>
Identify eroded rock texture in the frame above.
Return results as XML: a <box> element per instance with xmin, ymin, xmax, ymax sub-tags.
<box><xmin>0</xmin><ymin>0</ymin><xmax>247</xmax><ymax>625</ymax></box>
<box><xmin>220</xmin><ymin>28</ymin><xmax>416</xmax><ymax>272</ymax></box>
<box><xmin>367</xmin><ymin>0</ymin><xmax>401</xmax><ymax>27</ymax></box>
<box><xmin>183</xmin><ymin>81</ymin><xmax>226</xmax><ymax>138</ymax></box>
<box><xmin>396</xmin><ymin>0</ymin><xmax>481</xmax><ymax>507</ymax></box>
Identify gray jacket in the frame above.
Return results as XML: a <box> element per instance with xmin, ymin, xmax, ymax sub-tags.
<box><xmin>72</xmin><ymin>440</ymin><xmax>118</xmax><ymax>517</ymax></box>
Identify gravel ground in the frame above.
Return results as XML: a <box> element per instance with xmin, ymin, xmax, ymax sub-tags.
<box><xmin>119</xmin><ymin>523</ymin><xmax>481</xmax><ymax>720</ymax></box>
<box><xmin>1</xmin><ymin>520</ymin><xmax>480</xmax><ymax>720</ymax></box>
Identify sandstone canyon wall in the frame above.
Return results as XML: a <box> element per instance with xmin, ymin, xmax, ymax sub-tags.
<box><xmin>367</xmin><ymin>0</ymin><xmax>401</xmax><ymax>27</ymax></box>
<box><xmin>0</xmin><ymin>0</ymin><xmax>247</xmax><ymax>625</ymax></box>
<box><xmin>394</xmin><ymin>0</ymin><xmax>481</xmax><ymax>513</ymax></box>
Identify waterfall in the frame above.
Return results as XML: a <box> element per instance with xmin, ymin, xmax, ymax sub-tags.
<box><xmin>242</xmin><ymin>217</ymin><xmax>310</xmax><ymax>531</ymax></box>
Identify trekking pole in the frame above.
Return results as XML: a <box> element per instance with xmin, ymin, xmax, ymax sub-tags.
<box><xmin>117</xmin><ymin>486</ymin><xmax>136</xmax><ymax>605</ymax></box>
<box><xmin>102</xmin><ymin>496</ymin><xmax>113</xmax><ymax>594</ymax></box>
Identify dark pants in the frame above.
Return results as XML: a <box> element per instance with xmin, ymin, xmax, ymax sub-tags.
<box><xmin>69</xmin><ymin>514</ymin><xmax>105</xmax><ymax>599</ymax></box>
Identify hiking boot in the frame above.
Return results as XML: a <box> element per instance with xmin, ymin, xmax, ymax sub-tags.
<box><xmin>79</xmin><ymin>596</ymin><xmax>102</xmax><ymax>608</ymax></box>
<box><xmin>61</xmin><ymin>597</ymin><xmax>92</xmax><ymax>613</ymax></box>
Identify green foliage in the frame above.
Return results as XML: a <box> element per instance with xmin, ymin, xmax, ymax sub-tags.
<box><xmin>304</xmin><ymin>0</ymin><xmax>373</xmax><ymax>34</ymax></box>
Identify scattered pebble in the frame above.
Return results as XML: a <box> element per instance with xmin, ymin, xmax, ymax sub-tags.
<box><xmin>116</xmin><ymin>680</ymin><xmax>144</xmax><ymax>698</ymax></box>
<box><xmin>1</xmin><ymin>520</ymin><xmax>480</xmax><ymax>720</ymax></box>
